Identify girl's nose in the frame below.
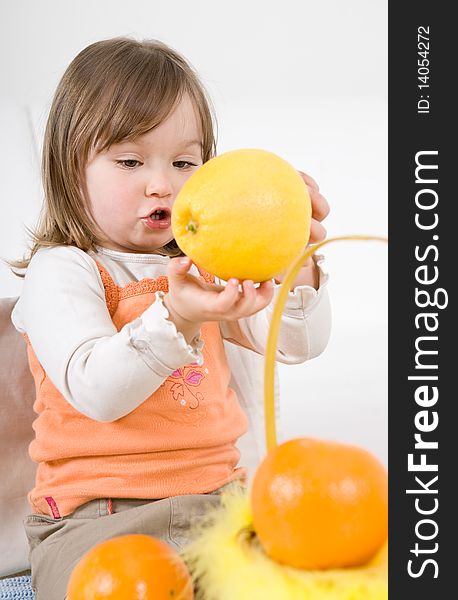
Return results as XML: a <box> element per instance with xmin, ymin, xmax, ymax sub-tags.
<box><xmin>145</xmin><ymin>170</ymin><xmax>173</xmax><ymax>198</ymax></box>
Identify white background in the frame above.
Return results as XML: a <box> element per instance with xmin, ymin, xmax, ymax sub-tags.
<box><xmin>0</xmin><ymin>1</ymin><xmax>388</xmax><ymax>463</ymax></box>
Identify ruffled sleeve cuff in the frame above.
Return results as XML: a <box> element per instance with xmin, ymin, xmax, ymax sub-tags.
<box><xmin>126</xmin><ymin>291</ymin><xmax>204</xmax><ymax>374</ymax></box>
<box><xmin>276</xmin><ymin>254</ymin><xmax>329</xmax><ymax>316</ymax></box>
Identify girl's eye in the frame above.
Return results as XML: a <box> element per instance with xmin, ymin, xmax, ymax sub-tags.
<box><xmin>117</xmin><ymin>159</ymin><xmax>141</xmax><ymax>169</ymax></box>
<box><xmin>173</xmin><ymin>161</ymin><xmax>197</xmax><ymax>170</ymax></box>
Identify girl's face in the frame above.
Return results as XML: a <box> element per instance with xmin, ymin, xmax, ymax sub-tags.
<box><xmin>84</xmin><ymin>94</ymin><xmax>203</xmax><ymax>253</ymax></box>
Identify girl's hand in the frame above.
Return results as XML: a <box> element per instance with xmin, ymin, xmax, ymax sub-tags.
<box><xmin>274</xmin><ymin>170</ymin><xmax>330</xmax><ymax>289</ymax></box>
<box><xmin>163</xmin><ymin>257</ymin><xmax>274</xmax><ymax>342</ymax></box>
<box><xmin>298</xmin><ymin>171</ymin><xmax>330</xmax><ymax>244</ymax></box>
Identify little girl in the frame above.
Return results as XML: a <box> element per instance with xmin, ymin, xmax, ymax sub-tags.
<box><xmin>11</xmin><ymin>37</ymin><xmax>331</xmax><ymax>599</ymax></box>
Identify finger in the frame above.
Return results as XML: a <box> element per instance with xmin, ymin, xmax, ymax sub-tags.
<box><xmin>205</xmin><ymin>282</ymin><xmax>227</xmax><ymax>293</ymax></box>
<box><xmin>253</xmin><ymin>279</ymin><xmax>275</xmax><ymax>311</ymax></box>
<box><xmin>297</xmin><ymin>170</ymin><xmax>319</xmax><ymax>192</ymax></box>
<box><xmin>167</xmin><ymin>256</ymin><xmax>193</xmax><ymax>288</ymax></box>
<box><xmin>309</xmin><ymin>189</ymin><xmax>330</xmax><ymax>222</ymax></box>
<box><xmin>210</xmin><ymin>278</ymin><xmax>242</xmax><ymax>314</ymax></box>
<box><xmin>233</xmin><ymin>279</ymin><xmax>257</xmax><ymax>315</ymax></box>
<box><xmin>232</xmin><ymin>279</ymin><xmax>274</xmax><ymax>318</ymax></box>
<box><xmin>309</xmin><ymin>219</ymin><xmax>327</xmax><ymax>244</ymax></box>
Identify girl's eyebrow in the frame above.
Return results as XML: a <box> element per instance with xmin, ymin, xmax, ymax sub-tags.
<box><xmin>180</xmin><ymin>139</ymin><xmax>203</xmax><ymax>150</ymax></box>
<box><xmin>113</xmin><ymin>139</ymin><xmax>202</xmax><ymax>150</ymax></box>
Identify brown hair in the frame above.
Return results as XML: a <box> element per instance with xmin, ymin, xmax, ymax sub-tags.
<box><xmin>11</xmin><ymin>37</ymin><xmax>217</xmax><ymax>273</ymax></box>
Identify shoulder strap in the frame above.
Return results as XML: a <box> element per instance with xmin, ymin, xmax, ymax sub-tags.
<box><xmin>195</xmin><ymin>265</ymin><xmax>215</xmax><ymax>284</ymax></box>
<box><xmin>94</xmin><ymin>261</ymin><xmax>119</xmax><ymax>317</ymax></box>
<box><xmin>94</xmin><ymin>258</ymin><xmax>213</xmax><ymax>317</ymax></box>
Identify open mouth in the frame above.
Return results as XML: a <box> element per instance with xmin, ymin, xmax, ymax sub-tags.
<box><xmin>149</xmin><ymin>208</ymin><xmax>169</xmax><ymax>220</ymax></box>
<box><xmin>142</xmin><ymin>208</ymin><xmax>172</xmax><ymax>230</ymax></box>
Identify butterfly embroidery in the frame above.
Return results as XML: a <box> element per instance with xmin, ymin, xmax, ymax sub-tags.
<box><xmin>166</xmin><ymin>365</ymin><xmax>206</xmax><ymax>409</ymax></box>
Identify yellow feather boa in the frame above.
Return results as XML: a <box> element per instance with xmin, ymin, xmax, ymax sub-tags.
<box><xmin>183</xmin><ymin>487</ymin><xmax>387</xmax><ymax>600</ymax></box>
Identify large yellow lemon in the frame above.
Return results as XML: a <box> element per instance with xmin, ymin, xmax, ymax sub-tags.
<box><xmin>171</xmin><ymin>149</ymin><xmax>311</xmax><ymax>282</ymax></box>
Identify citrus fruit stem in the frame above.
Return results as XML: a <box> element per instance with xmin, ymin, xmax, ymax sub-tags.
<box><xmin>186</xmin><ymin>220</ymin><xmax>199</xmax><ymax>233</ymax></box>
<box><xmin>264</xmin><ymin>235</ymin><xmax>388</xmax><ymax>451</ymax></box>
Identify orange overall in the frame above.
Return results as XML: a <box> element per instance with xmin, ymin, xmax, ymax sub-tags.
<box><xmin>25</xmin><ymin>263</ymin><xmax>248</xmax><ymax>518</ymax></box>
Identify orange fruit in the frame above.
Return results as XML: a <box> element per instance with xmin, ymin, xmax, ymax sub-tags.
<box><xmin>66</xmin><ymin>533</ymin><xmax>193</xmax><ymax>599</ymax></box>
<box><xmin>171</xmin><ymin>148</ymin><xmax>311</xmax><ymax>282</ymax></box>
<box><xmin>251</xmin><ymin>438</ymin><xmax>388</xmax><ymax>570</ymax></box>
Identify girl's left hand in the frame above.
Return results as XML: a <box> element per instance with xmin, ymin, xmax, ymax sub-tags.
<box><xmin>274</xmin><ymin>170</ymin><xmax>330</xmax><ymax>289</ymax></box>
<box><xmin>298</xmin><ymin>170</ymin><xmax>330</xmax><ymax>244</ymax></box>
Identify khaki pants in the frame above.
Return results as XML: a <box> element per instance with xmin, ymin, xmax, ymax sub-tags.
<box><xmin>24</xmin><ymin>489</ymin><xmax>228</xmax><ymax>599</ymax></box>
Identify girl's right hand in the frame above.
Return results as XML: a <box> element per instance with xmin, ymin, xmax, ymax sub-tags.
<box><xmin>163</xmin><ymin>257</ymin><xmax>274</xmax><ymax>343</ymax></box>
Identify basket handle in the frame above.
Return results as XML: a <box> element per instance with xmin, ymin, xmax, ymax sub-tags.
<box><xmin>264</xmin><ymin>235</ymin><xmax>388</xmax><ymax>451</ymax></box>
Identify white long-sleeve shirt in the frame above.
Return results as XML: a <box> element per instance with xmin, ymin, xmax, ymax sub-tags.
<box><xmin>12</xmin><ymin>245</ymin><xmax>331</xmax><ymax>475</ymax></box>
